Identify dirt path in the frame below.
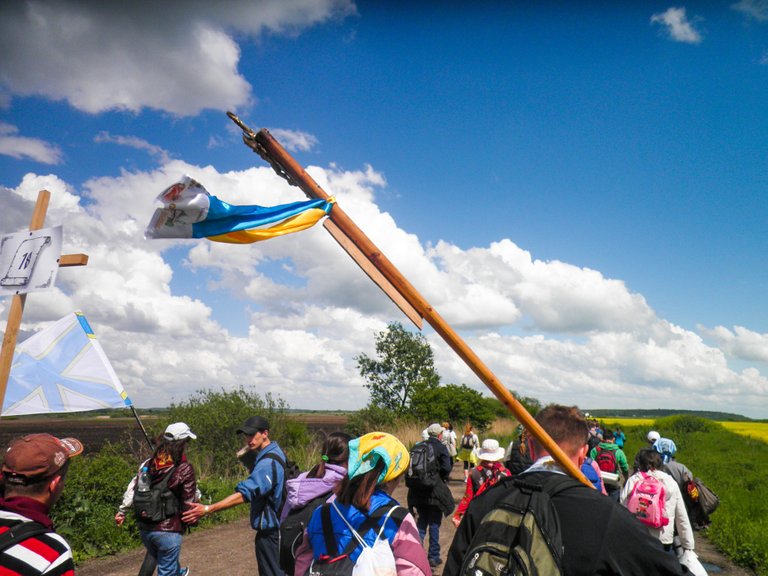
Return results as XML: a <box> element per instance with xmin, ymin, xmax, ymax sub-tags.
<box><xmin>78</xmin><ymin>462</ymin><xmax>750</xmax><ymax>575</ymax></box>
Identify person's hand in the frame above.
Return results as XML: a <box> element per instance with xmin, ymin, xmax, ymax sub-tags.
<box><xmin>115</xmin><ymin>511</ymin><xmax>125</xmax><ymax>526</ymax></box>
<box><xmin>452</xmin><ymin>516</ymin><xmax>461</xmax><ymax>528</ymax></box>
<box><xmin>182</xmin><ymin>502</ymin><xmax>208</xmax><ymax>524</ymax></box>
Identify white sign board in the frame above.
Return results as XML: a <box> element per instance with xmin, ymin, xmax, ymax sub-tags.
<box><xmin>0</xmin><ymin>226</ymin><xmax>62</xmax><ymax>296</ymax></box>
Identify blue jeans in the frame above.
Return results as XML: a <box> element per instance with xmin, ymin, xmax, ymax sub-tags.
<box><xmin>140</xmin><ymin>530</ymin><xmax>183</xmax><ymax>576</ymax></box>
<box><xmin>415</xmin><ymin>505</ymin><xmax>442</xmax><ymax>563</ymax></box>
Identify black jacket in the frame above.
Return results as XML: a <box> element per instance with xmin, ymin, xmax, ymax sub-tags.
<box><xmin>407</xmin><ymin>437</ymin><xmax>453</xmax><ymax>511</ymax></box>
<box><xmin>444</xmin><ymin>471</ymin><xmax>686</xmax><ymax>576</ymax></box>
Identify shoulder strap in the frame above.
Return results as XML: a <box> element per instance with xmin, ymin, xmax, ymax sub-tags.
<box><xmin>0</xmin><ymin>522</ymin><xmax>51</xmax><ymax>555</ymax></box>
<box><xmin>320</xmin><ymin>504</ymin><xmax>340</xmax><ymax>557</ymax></box>
<box><xmin>155</xmin><ymin>465</ymin><xmax>178</xmax><ymax>489</ymax></box>
<box><xmin>334</xmin><ymin>502</ymin><xmax>404</xmax><ymax>558</ymax></box>
<box><xmin>260</xmin><ymin>452</ymin><xmax>286</xmax><ymax>468</ymax></box>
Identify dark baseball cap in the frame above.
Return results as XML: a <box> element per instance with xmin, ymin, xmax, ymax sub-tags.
<box><xmin>2</xmin><ymin>433</ymin><xmax>83</xmax><ymax>483</ymax></box>
<box><xmin>237</xmin><ymin>416</ymin><xmax>269</xmax><ymax>435</ymax></box>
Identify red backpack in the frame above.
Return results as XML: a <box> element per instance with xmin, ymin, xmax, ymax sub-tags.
<box><xmin>595</xmin><ymin>447</ymin><xmax>618</xmax><ymax>474</ymax></box>
<box><xmin>626</xmin><ymin>472</ymin><xmax>669</xmax><ymax>529</ymax></box>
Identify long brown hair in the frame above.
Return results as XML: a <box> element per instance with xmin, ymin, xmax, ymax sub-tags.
<box><xmin>307</xmin><ymin>432</ymin><xmax>351</xmax><ymax>479</ymax></box>
<box><xmin>334</xmin><ymin>458</ymin><xmax>385</xmax><ymax>512</ymax></box>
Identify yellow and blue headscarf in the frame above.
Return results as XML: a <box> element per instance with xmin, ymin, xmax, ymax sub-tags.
<box><xmin>347</xmin><ymin>432</ymin><xmax>409</xmax><ymax>485</ymax></box>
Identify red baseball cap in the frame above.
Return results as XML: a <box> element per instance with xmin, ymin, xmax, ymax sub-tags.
<box><xmin>2</xmin><ymin>433</ymin><xmax>83</xmax><ymax>483</ymax></box>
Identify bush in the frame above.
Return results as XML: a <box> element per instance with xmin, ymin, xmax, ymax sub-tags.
<box><xmin>53</xmin><ymin>443</ymin><xmax>138</xmax><ymax>562</ymax></box>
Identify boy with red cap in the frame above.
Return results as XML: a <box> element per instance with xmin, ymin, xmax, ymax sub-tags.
<box><xmin>0</xmin><ymin>433</ymin><xmax>83</xmax><ymax>575</ymax></box>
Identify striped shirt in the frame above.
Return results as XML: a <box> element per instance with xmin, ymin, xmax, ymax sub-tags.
<box><xmin>0</xmin><ymin>511</ymin><xmax>74</xmax><ymax>576</ymax></box>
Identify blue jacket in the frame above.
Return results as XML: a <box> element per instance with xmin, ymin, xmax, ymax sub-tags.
<box><xmin>236</xmin><ymin>441</ymin><xmax>286</xmax><ymax>531</ymax></box>
<box><xmin>306</xmin><ymin>490</ymin><xmax>401</xmax><ymax>563</ymax></box>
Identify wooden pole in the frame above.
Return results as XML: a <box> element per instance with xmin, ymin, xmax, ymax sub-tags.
<box><xmin>248</xmin><ymin>128</ymin><xmax>590</xmax><ymax>486</ymax></box>
<box><xmin>0</xmin><ymin>191</ymin><xmax>90</xmax><ymax>418</ymax></box>
<box><xmin>0</xmin><ymin>190</ymin><xmax>51</xmax><ymax>415</ymax></box>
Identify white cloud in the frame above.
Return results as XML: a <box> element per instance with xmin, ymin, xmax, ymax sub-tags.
<box><xmin>650</xmin><ymin>7</ymin><xmax>703</xmax><ymax>44</ymax></box>
<box><xmin>94</xmin><ymin>132</ymin><xmax>171</xmax><ymax>164</ymax></box>
<box><xmin>699</xmin><ymin>325</ymin><xmax>768</xmax><ymax>362</ymax></box>
<box><xmin>732</xmin><ymin>0</ymin><xmax>768</xmax><ymax>21</ymax></box>
<box><xmin>0</xmin><ymin>0</ymin><xmax>356</xmax><ymax>116</ymax></box>
<box><xmin>0</xmin><ymin>123</ymin><xmax>63</xmax><ymax>164</ymax></box>
<box><xmin>269</xmin><ymin>129</ymin><xmax>320</xmax><ymax>152</ymax></box>
<box><xmin>1</xmin><ymin>162</ymin><xmax>766</xmax><ymax>418</ymax></box>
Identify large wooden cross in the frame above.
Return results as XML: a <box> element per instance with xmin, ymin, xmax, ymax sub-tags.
<box><xmin>0</xmin><ymin>190</ymin><xmax>89</xmax><ymax>417</ymax></box>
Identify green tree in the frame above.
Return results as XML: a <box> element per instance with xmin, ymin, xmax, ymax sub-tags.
<box><xmin>410</xmin><ymin>384</ymin><xmax>496</xmax><ymax>430</ymax></box>
<box><xmin>356</xmin><ymin>322</ymin><xmax>440</xmax><ymax>415</ymax></box>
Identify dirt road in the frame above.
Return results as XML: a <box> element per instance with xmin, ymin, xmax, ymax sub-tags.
<box><xmin>78</xmin><ymin>462</ymin><xmax>748</xmax><ymax>575</ymax></box>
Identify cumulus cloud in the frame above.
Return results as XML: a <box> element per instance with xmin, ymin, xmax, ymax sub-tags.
<box><xmin>0</xmin><ymin>123</ymin><xmax>63</xmax><ymax>164</ymax></box>
<box><xmin>2</xmin><ymin>160</ymin><xmax>766</xmax><ymax>417</ymax></box>
<box><xmin>699</xmin><ymin>325</ymin><xmax>768</xmax><ymax>362</ymax></box>
<box><xmin>0</xmin><ymin>0</ymin><xmax>355</xmax><ymax>115</ymax></box>
<box><xmin>651</xmin><ymin>7</ymin><xmax>703</xmax><ymax>44</ymax></box>
<box><xmin>732</xmin><ymin>0</ymin><xmax>768</xmax><ymax>21</ymax></box>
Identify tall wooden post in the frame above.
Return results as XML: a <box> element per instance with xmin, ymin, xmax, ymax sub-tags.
<box><xmin>230</xmin><ymin>115</ymin><xmax>590</xmax><ymax>487</ymax></box>
<box><xmin>0</xmin><ymin>190</ymin><xmax>89</xmax><ymax>417</ymax></box>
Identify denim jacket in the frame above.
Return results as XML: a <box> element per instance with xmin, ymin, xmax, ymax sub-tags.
<box><xmin>236</xmin><ymin>442</ymin><xmax>286</xmax><ymax>531</ymax></box>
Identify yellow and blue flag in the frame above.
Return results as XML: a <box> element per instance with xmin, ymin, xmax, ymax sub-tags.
<box><xmin>4</xmin><ymin>311</ymin><xmax>132</xmax><ymax>416</ymax></box>
<box><xmin>145</xmin><ymin>176</ymin><xmax>334</xmax><ymax>244</ymax></box>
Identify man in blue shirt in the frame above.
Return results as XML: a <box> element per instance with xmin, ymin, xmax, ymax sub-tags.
<box><xmin>183</xmin><ymin>416</ymin><xmax>286</xmax><ymax>576</ymax></box>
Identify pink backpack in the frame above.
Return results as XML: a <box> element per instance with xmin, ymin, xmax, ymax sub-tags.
<box><xmin>626</xmin><ymin>472</ymin><xmax>669</xmax><ymax>528</ymax></box>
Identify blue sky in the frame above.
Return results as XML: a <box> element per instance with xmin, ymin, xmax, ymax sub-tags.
<box><xmin>1</xmin><ymin>1</ymin><xmax>767</xmax><ymax>418</ymax></box>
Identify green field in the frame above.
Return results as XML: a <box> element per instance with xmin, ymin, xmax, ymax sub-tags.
<box><xmin>597</xmin><ymin>415</ymin><xmax>768</xmax><ymax>575</ymax></box>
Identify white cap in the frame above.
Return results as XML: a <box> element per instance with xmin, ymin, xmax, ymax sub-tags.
<box><xmin>647</xmin><ymin>430</ymin><xmax>660</xmax><ymax>443</ymax></box>
<box><xmin>164</xmin><ymin>422</ymin><xmax>197</xmax><ymax>441</ymax></box>
<box><xmin>427</xmin><ymin>423</ymin><xmax>445</xmax><ymax>438</ymax></box>
<box><xmin>477</xmin><ymin>439</ymin><xmax>506</xmax><ymax>462</ymax></box>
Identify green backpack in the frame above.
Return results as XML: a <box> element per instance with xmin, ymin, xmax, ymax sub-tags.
<box><xmin>458</xmin><ymin>474</ymin><xmax>578</xmax><ymax>576</ymax></box>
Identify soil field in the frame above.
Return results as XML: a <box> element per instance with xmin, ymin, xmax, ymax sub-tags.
<box><xmin>0</xmin><ymin>413</ymin><xmax>350</xmax><ymax>454</ymax></box>
<box><xmin>0</xmin><ymin>417</ymin><xmax>151</xmax><ymax>454</ymax></box>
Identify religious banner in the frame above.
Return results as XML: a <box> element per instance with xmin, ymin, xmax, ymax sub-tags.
<box><xmin>0</xmin><ymin>226</ymin><xmax>62</xmax><ymax>296</ymax></box>
<box><xmin>3</xmin><ymin>311</ymin><xmax>132</xmax><ymax>416</ymax></box>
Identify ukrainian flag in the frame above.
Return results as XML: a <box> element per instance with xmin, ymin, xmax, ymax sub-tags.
<box><xmin>146</xmin><ymin>176</ymin><xmax>334</xmax><ymax>244</ymax></box>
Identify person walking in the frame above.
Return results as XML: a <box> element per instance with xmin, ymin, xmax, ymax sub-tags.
<box><xmin>589</xmin><ymin>429</ymin><xmax>629</xmax><ymax>501</ymax></box>
<box><xmin>621</xmin><ymin>448</ymin><xmax>695</xmax><ymax>556</ymax></box>
<box><xmin>0</xmin><ymin>433</ymin><xmax>83</xmax><ymax>575</ymax></box>
<box><xmin>406</xmin><ymin>423</ymin><xmax>452</xmax><ymax>569</ymax></box>
<box><xmin>440</xmin><ymin>421</ymin><xmax>457</xmax><ymax>467</ymax></box>
<box><xmin>117</xmin><ymin>422</ymin><xmax>197</xmax><ymax>576</ymax></box>
<box><xmin>444</xmin><ymin>405</ymin><xmax>687</xmax><ymax>576</ymax></box>
<box><xmin>452</xmin><ymin>438</ymin><xmax>510</xmax><ymax>527</ymax></box>
<box><xmin>456</xmin><ymin>423</ymin><xmax>479</xmax><ymax>481</ymax></box>
<box><xmin>182</xmin><ymin>416</ymin><xmax>286</xmax><ymax>576</ymax></box>
<box><xmin>294</xmin><ymin>432</ymin><xmax>429</xmax><ymax>576</ymax></box>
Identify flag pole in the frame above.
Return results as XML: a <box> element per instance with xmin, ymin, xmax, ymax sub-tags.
<box><xmin>130</xmin><ymin>405</ymin><xmax>154</xmax><ymax>452</ymax></box>
<box><xmin>229</xmin><ymin>114</ymin><xmax>590</xmax><ymax>487</ymax></box>
<box><xmin>0</xmin><ymin>191</ymin><xmax>51</xmax><ymax>418</ymax></box>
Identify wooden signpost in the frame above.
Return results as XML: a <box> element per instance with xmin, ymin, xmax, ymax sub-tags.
<box><xmin>227</xmin><ymin>113</ymin><xmax>590</xmax><ymax>486</ymax></box>
<box><xmin>0</xmin><ymin>190</ymin><xmax>89</xmax><ymax>418</ymax></box>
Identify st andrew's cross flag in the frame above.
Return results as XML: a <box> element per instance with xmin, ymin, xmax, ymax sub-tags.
<box><xmin>4</xmin><ymin>311</ymin><xmax>132</xmax><ymax>416</ymax></box>
<box><xmin>145</xmin><ymin>176</ymin><xmax>334</xmax><ymax>244</ymax></box>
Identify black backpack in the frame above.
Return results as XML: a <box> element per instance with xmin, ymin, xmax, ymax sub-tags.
<box><xmin>458</xmin><ymin>473</ymin><xmax>579</xmax><ymax>576</ymax></box>
<box><xmin>405</xmin><ymin>441</ymin><xmax>438</xmax><ymax>489</ymax></box>
<box><xmin>133</xmin><ymin>465</ymin><xmax>179</xmax><ymax>523</ymax></box>
<box><xmin>461</xmin><ymin>433</ymin><xmax>474</xmax><ymax>450</ymax></box>
<box><xmin>279</xmin><ymin>490</ymin><xmax>333</xmax><ymax>574</ymax></box>
<box><xmin>261</xmin><ymin>452</ymin><xmax>301</xmax><ymax>517</ymax></box>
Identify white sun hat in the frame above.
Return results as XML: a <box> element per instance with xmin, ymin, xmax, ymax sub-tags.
<box><xmin>477</xmin><ymin>438</ymin><xmax>506</xmax><ymax>462</ymax></box>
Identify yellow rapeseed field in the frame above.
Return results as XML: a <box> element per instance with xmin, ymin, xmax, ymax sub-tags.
<box><xmin>587</xmin><ymin>417</ymin><xmax>768</xmax><ymax>444</ymax></box>
<box><xmin>720</xmin><ymin>421</ymin><xmax>768</xmax><ymax>443</ymax></box>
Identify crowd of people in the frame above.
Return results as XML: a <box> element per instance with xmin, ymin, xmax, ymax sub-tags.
<box><xmin>0</xmin><ymin>407</ymin><xmax>716</xmax><ymax>576</ymax></box>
